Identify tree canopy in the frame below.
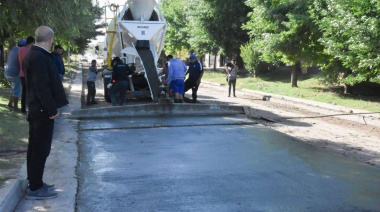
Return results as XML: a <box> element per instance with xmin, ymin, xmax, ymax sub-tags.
<box><xmin>0</xmin><ymin>0</ymin><xmax>102</xmax><ymax>52</ymax></box>
<box><xmin>161</xmin><ymin>0</ymin><xmax>250</xmax><ymax>59</ymax></box>
<box><xmin>243</xmin><ymin>0</ymin><xmax>324</xmax><ymax>66</ymax></box>
<box><xmin>312</xmin><ymin>0</ymin><xmax>380</xmax><ymax>85</ymax></box>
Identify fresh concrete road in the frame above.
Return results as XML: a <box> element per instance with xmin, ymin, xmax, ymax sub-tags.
<box><xmin>76</xmin><ymin>114</ymin><xmax>380</xmax><ymax>211</ymax></box>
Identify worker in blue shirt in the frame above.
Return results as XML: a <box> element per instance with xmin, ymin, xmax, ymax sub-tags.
<box><xmin>166</xmin><ymin>55</ymin><xmax>187</xmax><ymax>103</ymax></box>
<box><xmin>184</xmin><ymin>54</ymin><xmax>203</xmax><ymax>103</ymax></box>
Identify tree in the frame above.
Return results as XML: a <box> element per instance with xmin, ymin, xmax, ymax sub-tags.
<box><xmin>160</xmin><ymin>0</ymin><xmax>191</xmax><ymax>54</ymax></box>
<box><xmin>0</xmin><ymin>0</ymin><xmax>103</xmax><ymax>64</ymax></box>
<box><xmin>243</xmin><ymin>0</ymin><xmax>324</xmax><ymax>87</ymax></box>
<box><xmin>190</xmin><ymin>0</ymin><xmax>250</xmax><ymax>67</ymax></box>
<box><xmin>312</xmin><ymin>0</ymin><xmax>380</xmax><ymax>86</ymax></box>
<box><xmin>161</xmin><ymin>0</ymin><xmax>250</xmax><ymax>69</ymax></box>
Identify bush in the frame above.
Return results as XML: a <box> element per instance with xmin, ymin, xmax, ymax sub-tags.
<box><xmin>240</xmin><ymin>42</ymin><xmax>261</xmax><ymax>77</ymax></box>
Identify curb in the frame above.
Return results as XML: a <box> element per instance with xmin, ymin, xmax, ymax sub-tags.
<box><xmin>0</xmin><ymin>163</ymin><xmax>27</xmax><ymax>212</ymax></box>
<box><xmin>201</xmin><ymin>81</ymin><xmax>380</xmax><ymax>127</ymax></box>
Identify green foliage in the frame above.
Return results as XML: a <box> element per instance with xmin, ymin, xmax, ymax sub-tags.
<box><xmin>161</xmin><ymin>0</ymin><xmax>250</xmax><ymax>58</ymax></box>
<box><xmin>243</xmin><ymin>0</ymin><xmax>324</xmax><ymax>67</ymax></box>
<box><xmin>318</xmin><ymin>58</ymin><xmax>349</xmax><ymax>85</ymax></box>
<box><xmin>0</xmin><ymin>0</ymin><xmax>103</xmax><ymax>53</ymax></box>
<box><xmin>193</xmin><ymin>0</ymin><xmax>250</xmax><ymax>57</ymax></box>
<box><xmin>312</xmin><ymin>0</ymin><xmax>380</xmax><ymax>85</ymax></box>
<box><xmin>240</xmin><ymin>42</ymin><xmax>261</xmax><ymax>76</ymax></box>
<box><xmin>161</xmin><ymin>0</ymin><xmax>191</xmax><ymax>54</ymax></box>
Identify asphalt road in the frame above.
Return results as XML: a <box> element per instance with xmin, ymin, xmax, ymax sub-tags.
<box><xmin>76</xmin><ymin>114</ymin><xmax>380</xmax><ymax>211</ymax></box>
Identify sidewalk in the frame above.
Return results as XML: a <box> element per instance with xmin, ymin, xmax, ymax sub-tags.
<box><xmin>0</xmin><ymin>68</ymin><xmax>82</xmax><ymax>211</ymax></box>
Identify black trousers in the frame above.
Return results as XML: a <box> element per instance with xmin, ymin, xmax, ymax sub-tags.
<box><xmin>86</xmin><ymin>81</ymin><xmax>96</xmax><ymax>103</ymax></box>
<box><xmin>20</xmin><ymin>76</ymin><xmax>26</xmax><ymax>113</ymax></box>
<box><xmin>110</xmin><ymin>81</ymin><xmax>128</xmax><ymax>106</ymax></box>
<box><xmin>27</xmin><ymin>115</ymin><xmax>55</xmax><ymax>191</ymax></box>
<box><xmin>184</xmin><ymin>79</ymin><xmax>199</xmax><ymax>102</ymax></box>
<box><xmin>228</xmin><ymin>79</ymin><xmax>236</xmax><ymax>96</ymax></box>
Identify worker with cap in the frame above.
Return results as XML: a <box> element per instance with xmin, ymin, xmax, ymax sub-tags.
<box><xmin>4</xmin><ymin>39</ymin><xmax>26</xmax><ymax>112</ymax></box>
<box><xmin>184</xmin><ymin>54</ymin><xmax>203</xmax><ymax>103</ymax></box>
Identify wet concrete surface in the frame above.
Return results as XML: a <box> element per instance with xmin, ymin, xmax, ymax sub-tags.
<box><xmin>76</xmin><ymin>115</ymin><xmax>380</xmax><ymax>211</ymax></box>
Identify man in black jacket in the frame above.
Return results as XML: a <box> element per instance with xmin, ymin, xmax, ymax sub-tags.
<box><xmin>184</xmin><ymin>54</ymin><xmax>203</xmax><ymax>103</ymax></box>
<box><xmin>23</xmin><ymin>26</ymin><xmax>69</xmax><ymax>200</ymax></box>
<box><xmin>110</xmin><ymin>57</ymin><xmax>133</xmax><ymax>106</ymax></box>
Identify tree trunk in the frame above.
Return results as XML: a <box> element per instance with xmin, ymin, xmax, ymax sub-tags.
<box><xmin>0</xmin><ymin>44</ymin><xmax>4</xmax><ymax>68</ymax></box>
<box><xmin>291</xmin><ymin>63</ymin><xmax>299</xmax><ymax>87</ymax></box>
<box><xmin>343</xmin><ymin>84</ymin><xmax>352</xmax><ymax>94</ymax></box>
<box><xmin>67</xmin><ymin>47</ymin><xmax>71</xmax><ymax>66</ymax></box>
<box><xmin>213</xmin><ymin>55</ymin><xmax>217</xmax><ymax>71</ymax></box>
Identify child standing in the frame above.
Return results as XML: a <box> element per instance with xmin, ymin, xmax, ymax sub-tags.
<box><xmin>86</xmin><ymin>60</ymin><xmax>98</xmax><ymax>105</ymax></box>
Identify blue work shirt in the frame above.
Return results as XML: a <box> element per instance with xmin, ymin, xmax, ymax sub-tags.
<box><xmin>167</xmin><ymin>58</ymin><xmax>187</xmax><ymax>84</ymax></box>
<box><xmin>5</xmin><ymin>46</ymin><xmax>20</xmax><ymax>77</ymax></box>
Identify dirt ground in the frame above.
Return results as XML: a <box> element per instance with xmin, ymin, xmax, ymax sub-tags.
<box><xmin>196</xmin><ymin>82</ymin><xmax>380</xmax><ymax>168</ymax></box>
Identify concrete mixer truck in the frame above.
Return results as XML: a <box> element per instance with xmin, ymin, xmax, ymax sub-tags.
<box><xmin>102</xmin><ymin>0</ymin><xmax>167</xmax><ymax>102</ymax></box>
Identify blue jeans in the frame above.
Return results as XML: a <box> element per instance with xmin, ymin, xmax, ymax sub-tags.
<box><xmin>4</xmin><ymin>74</ymin><xmax>22</xmax><ymax>97</ymax></box>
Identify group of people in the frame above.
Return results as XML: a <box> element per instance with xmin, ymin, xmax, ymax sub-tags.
<box><xmin>86</xmin><ymin>53</ymin><xmax>205</xmax><ymax>106</ymax></box>
<box><xmin>163</xmin><ymin>54</ymin><xmax>204</xmax><ymax>103</ymax></box>
<box><xmin>86</xmin><ymin>56</ymin><xmax>135</xmax><ymax>106</ymax></box>
<box><xmin>164</xmin><ymin>54</ymin><xmax>238</xmax><ymax>102</ymax></box>
<box><xmin>86</xmin><ymin>52</ymin><xmax>237</xmax><ymax>105</ymax></box>
<box><xmin>4</xmin><ymin>37</ymin><xmax>65</xmax><ymax>114</ymax></box>
<box><xmin>3</xmin><ymin>26</ymin><xmax>69</xmax><ymax>200</ymax></box>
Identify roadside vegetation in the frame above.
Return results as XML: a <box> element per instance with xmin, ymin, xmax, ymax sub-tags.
<box><xmin>0</xmin><ymin>88</ymin><xmax>29</xmax><ymax>186</ymax></box>
<box><xmin>202</xmin><ymin>70</ymin><xmax>380</xmax><ymax>112</ymax></box>
<box><xmin>161</xmin><ymin>0</ymin><xmax>380</xmax><ymax>92</ymax></box>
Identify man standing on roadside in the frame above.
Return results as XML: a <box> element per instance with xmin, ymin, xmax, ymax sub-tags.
<box><xmin>184</xmin><ymin>54</ymin><xmax>203</xmax><ymax>103</ymax></box>
<box><xmin>166</xmin><ymin>55</ymin><xmax>187</xmax><ymax>103</ymax></box>
<box><xmin>23</xmin><ymin>26</ymin><xmax>69</xmax><ymax>200</ymax></box>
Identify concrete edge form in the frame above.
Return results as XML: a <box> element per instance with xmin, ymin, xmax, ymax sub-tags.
<box><xmin>69</xmin><ymin>104</ymin><xmax>246</xmax><ymax>120</ymax></box>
